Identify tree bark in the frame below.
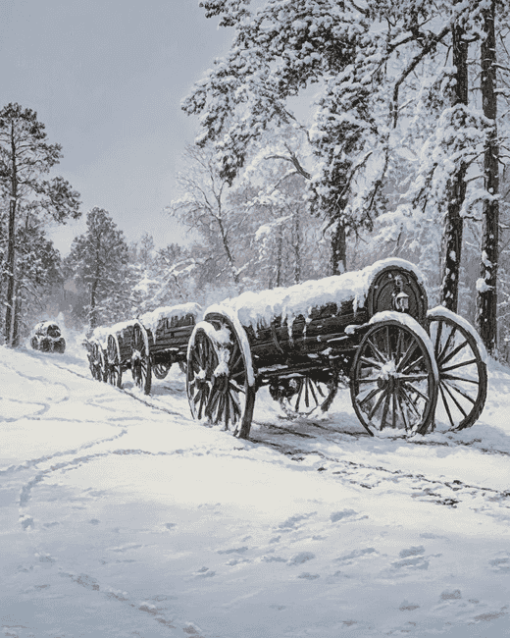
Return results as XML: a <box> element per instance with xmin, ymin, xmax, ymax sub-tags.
<box><xmin>440</xmin><ymin>5</ymin><xmax>469</xmax><ymax>311</ymax></box>
<box><xmin>4</xmin><ymin>197</ymin><xmax>17</xmax><ymax>345</ymax></box>
<box><xmin>331</xmin><ymin>221</ymin><xmax>346</xmax><ymax>275</ymax></box>
<box><xmin>293</xmin><ymin>212</ymin><xmax>301</xmax><ymax>284</ymax></box>
<box><xmin>477</xmin><ymin>0</ymin><xmax>499</xmax><ymax>354</ymax></box>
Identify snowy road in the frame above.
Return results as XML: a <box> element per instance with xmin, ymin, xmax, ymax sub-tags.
<box><xmin>1</xmin><ymin>342</ymin><xmax>509</xmax><ymax>637</ymax></box>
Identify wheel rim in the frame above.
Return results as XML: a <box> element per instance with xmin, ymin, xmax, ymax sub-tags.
<box><xmin>131</xmin><ymin>324</ymin><xmax>151</xmax><ymax>394</ymax></box>
<box><xmin>153</xmin><ymin>363</ymin><xmax>170</xmax><ymax>380</ymax></box>
<box><xmin>186</xmin><ymin>324</ymin><xmax>255</xmax><ymax>437</ymax></box>
<box><xmin>277</xmin><ymin>374</ymin><xmax>337</xmax><ymax>417</ymax></box>
<box><xmin>107</xmin><ymin>335</ymin><xmax>122</xmax><ymax>388</ymax></box>
<box><xmin>351</xmin><ymin>321</ymin><xmax>437</xmax><ymax>435</ymax></box>
<box><xmin>428</xmin><ymin>316</ymin><xmax>487</xmax><ymax>430</ymax></box>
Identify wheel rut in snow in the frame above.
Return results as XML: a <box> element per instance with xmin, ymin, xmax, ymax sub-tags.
<box><xmin>250</xmin><ymin>433</ymin><xmax>510</xmax><ymax>511</ymax></box>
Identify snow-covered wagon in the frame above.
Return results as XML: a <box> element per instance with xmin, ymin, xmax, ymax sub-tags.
<box><xmin>104</xmin><ymin>303</ymin><xmax>202</xmax><ymax>393</ymax></box>
<box><xmin>185</xmin><ymin>258</ymin><xmax>487</xmax><ymax>439</ymax></box>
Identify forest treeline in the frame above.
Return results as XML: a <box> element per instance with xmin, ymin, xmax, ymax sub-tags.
<box><xmin>1</xmin><ymin>0</ymin><xmax>510</xmax><ymax>361</ymax></box>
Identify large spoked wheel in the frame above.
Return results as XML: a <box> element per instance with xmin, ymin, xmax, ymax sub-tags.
<box><xmin>351</xmin><ymin>319</ymin><xmax>438</xmax><ymax>436</ymax></box>
<box><xmin>131</xmin><ymin>323</ymin><xmax>151</xmax><ymax>395</ymax></box>
<box><xmin>153</xmin><ymin>363</ymin><xmax>171</xmax><ymax>380</ymax></box>
<box><xmin>428</xmin><ymin>308</ymin><xmax>487</xmax><ymax>431</ymax></box>
<box><xmin>107</xmin><ymin>335</ymin><xmax>122</xmax><ymax>388</ymax></box>
<box><xmin>186</xmin><ymin>321</ymin><xmax>255</xmax><ymax>438</ymax></box>
<box><xmin>274</xmin><ymin>373</ymin><xmax>338</xmax><ymax>418</ymax></box>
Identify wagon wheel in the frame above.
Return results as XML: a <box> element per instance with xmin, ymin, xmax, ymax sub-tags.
<box><xmin>153</xmin><ymin>363</ymin><xmax>171</xmax><ymax>380</ymax></box>
<box><xmin>100</xmin><ymin>346</ymin><xmax>109</xmax><ymax>382</ymax></box>
<box><xmin>277</xmin><ymin>373</ymin><xmax>338</xmax><ymax>418</ymax></box>
<box><xmin>428</xmin><ymin>310</ymin><xmax>487</xmax><ymax>431</ymax></box>
<box><xmin>131</xmin><ymin>323</ymin><xmax>152</xmax><ymax>395</ymax></box>
<box><xmin>186</xmin><ymin>322</ymin><xmax>255</xmax><ymax>438</ymax></box>
<box><xmin>88</xmin><ymin>342</ymin><xmax>99</xmax><ymax>380</ymax></box>
<box><xmin>107</xmin><ymin>335</ymin><xmax>122</xmax><ymax>388</ymax></box>
<box><xmin>350</xmin><ymin>319</ymin><xmax>437</xmax><ymax>436</ymax></box>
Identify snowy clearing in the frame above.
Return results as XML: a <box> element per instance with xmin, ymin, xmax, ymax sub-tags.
<box><xmin>1</xmin><ymin>335</ymin><xmax>509</xmax><ymax>638</ymax></box>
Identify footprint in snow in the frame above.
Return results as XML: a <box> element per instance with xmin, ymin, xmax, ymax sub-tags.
<box><xmin>335</xmin><ymin>547</ymin><xmax>378</xmax><ymax>566</ymax></box>
<box><xmin>195</xmin><ymin>567</ymin><xmax>215</xmax><ymax>578</ymax></box>
<box><xmin>440</xmin><ymin>589</ymin><xmax>462</xmax><ymax>601</ymax></box>
<box><xmin>330</xmin><ymin>509</ymin><xmax>359</xmax><ymax>522</ymax></box>
<box><xmin>392</xmin><ymin>546</ymin><xmax>429</xmax><ymax>571</ymax></box>
<box><xmin>288</xmin><ymin>551</ymin><xmax>315</xmax><ymax>566</ymax></box>
<box><xmin>298</xmin><ymin>572</ymin><xmax>320</xmax><ymax>580</ymax></box>
<box><xmin>277</xmin><ymin>512</ymin><xmax>316</xmax><ymax>530</ymax></box>
<box><xmin>489</xmin><ymin>555</ymin><xmax>510</xmax><ymax>573</ymax></box>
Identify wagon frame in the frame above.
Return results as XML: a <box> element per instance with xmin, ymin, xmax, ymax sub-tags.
<box><xmin>186</xmin><ymin>259</ymin><xmax>488</xmax><ymax>439</ymax></box>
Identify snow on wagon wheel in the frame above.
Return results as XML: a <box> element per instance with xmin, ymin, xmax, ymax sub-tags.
<box><xmin>131</xmin><ymin>323</ymin><xmax>152</xmax><ymax>395</ymax></box>
<box><xmin>350</xmin><ymin>318</ymin><xmax>438</xmax><ymax>436</ymax></box>
<box><xmin>186</xmin><ymin>321</ymin><xmax>255</xmax><ymax>438</ymax></box>
<box><xmin>107</xmin><ymin>335</ymin><xmax>122</xmax><ymax>388</ymax></box>
<box><xmin>428</xmin><ymin>308</ymin><xmax>487</xmax><ymax>431</ymax></box>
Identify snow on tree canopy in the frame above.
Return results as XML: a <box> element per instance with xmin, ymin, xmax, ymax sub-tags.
<box><xmin>139</xmin><ymin>303</ymin><xmax>202</xmax><ymax>337</ymax></box>
<box><xmin>206</xmin><ymin>258</ymin><xmax>425</xmax><ymax>330</ymax></box>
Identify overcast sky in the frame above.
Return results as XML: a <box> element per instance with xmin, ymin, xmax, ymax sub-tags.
<box><xmin>0</xmin><ymin>0</ymin><xmax>232</xmax><ymax>254</ymax></box>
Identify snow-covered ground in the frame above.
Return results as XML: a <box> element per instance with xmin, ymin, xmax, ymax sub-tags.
<box><xmin>1</xmin><ymin>332</ymin><xmax>509</xmax><ymax>637</ymax></box>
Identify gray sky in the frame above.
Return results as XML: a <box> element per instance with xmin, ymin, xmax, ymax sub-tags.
<box><xmin>0</xmin><ymin>0</ymin><xmax>231</xmax><ymax>254</ymax></box>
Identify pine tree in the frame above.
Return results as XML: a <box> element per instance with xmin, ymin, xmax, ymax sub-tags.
<box><xmin>0</xmin><ymin>103</ymin><xmax>80</xmax><ymax>345</ymax></box>
<box><xmin>65</xmin><ymin>207</ymin><xmax>129</xmax><ymax>329</ymax></box>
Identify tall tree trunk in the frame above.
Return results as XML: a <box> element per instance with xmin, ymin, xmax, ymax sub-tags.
<box><xmin>5</xmin><ymin>121</ymin><xmax>18</xmax><ymax>346</ymax></box>
<box><xmin>216</xmin><ymin>216</ymin><xmax>239</xmax><ymax>286</ymax></box>
<box><xmin>12</xmin><ymin>285</ymin><xmax>22</xmax><ymax>348</ymax></box>
<box><xmin>331</xmin><ymin>220</ymin><xmax>346</xmax><ymax>275</ymax></box>
<box><xmin>477</xmin><ymin>0</ymin><xmax>499</xmax><ymax>355</ymax></box>
<box><xmin>90</xmin><ymin>277</ymin><xmax>99</xmax><ymax>329</ymax></box>
<box><xmin>275</xmin><ymin>224</ymin><xmax>283</xmax><ymax>288</ymax></box>
<box><xmin>440</xmin><ymin>5</ymin><xmax>469</xmax><ymax>311</ymax></box>
<box><xmin>4</xmin><ymin>198</ymin><xmax>17</xmax><ymax>345</ymax></box>
<box><xmin>293</xmin><ymin>212</ymin><xmax>301</xmax><ymax>284</ymax></box>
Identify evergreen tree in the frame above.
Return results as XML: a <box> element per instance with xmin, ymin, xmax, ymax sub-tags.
<box><xmin>0</xmin><ymin>103</ymin><xmax>80</xmax><ymax>345</ymax></box>
<box><xmin>65</xmin><ymin>207</ymin><xmax>129</xmax><ymax>329</ymax></box>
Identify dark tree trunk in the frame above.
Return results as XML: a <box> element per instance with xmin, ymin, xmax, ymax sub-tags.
<box><xmin>4</xmin><ymin>199</ymin><xmax>17</xmax><ymax>345</ymax></box>
<box><xmin>331</xmin><ymin>221</ymin><xmax>346</xmax><ymax>275</ymax></box>
<box><xmin>440</xmin><ymin>6</ymin><xmax>469</xmax><ymax>311</ymax></box>
<box><xmin>90</xmin><ymin>277</ymin><xmax>99</xmax><ymax>329</ymax></box>
<box><xmin>477</xmin><ymin>0</ymin><xmax>499</xmax><ymax>354</ymax></box>
<box><xmin>276</xmin><ymin>225</ymin><xmax>283</xmax><ymax>288</ymax></box>
<box><xmin>293</xmin><ymin>212</ymin><xmax>301</xmax><ymax>284</ymax></box>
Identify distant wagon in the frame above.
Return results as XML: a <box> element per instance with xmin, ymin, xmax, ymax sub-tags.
<box><xmin>185</xmin><ymin>258</ymin><xmax>487</xmax><ymax>439</ymax></box>
<box><xmin>31</xmin><ymin>321</ymin><xmax>66</xmax><ymax>354</ymax></box>
<box><xmin>86</xmin><ymin>303</ymin><xmax>202</xmax><ymax>392</ymax></box>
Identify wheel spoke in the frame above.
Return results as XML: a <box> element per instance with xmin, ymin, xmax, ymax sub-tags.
<box><xmin>441</xmin><ymin>381</ymin><xmax>477</xmax><ymax>405</ymax></box>
<box><xmin>368</xmin><ymin>387</ymin><xmax>386</xmax><ymax>421</ymax></box>
<box><xmin>380</xmin><ymin>389</ymin><xmax>391</xmax><ymax>430</ymax></box>
<box><xmin>440</xmin><ymin>358</ymin><xmax>478</xmax><ymax>373</ymax></box>
<box><xmin>441</xmin><ymin>381</ymin><xmax>468</xmax><ymax>418</ymax></box>
<box><xmin>441</xmin><ymin>373</ymin><xmax>480</xmax><ymax>385</ymax></box>
<box><xmin>367</xmin><ymin>338</ymin><xmax>387</xmax><ymax>364</ymax></box>
<box><xmin>437</xmin><ymin>325</ymin><xmax>457</xmax><ymax>364</ymax></box>
<box><xmin>358</xmin><ymin>386</ymin><xmax>381</xmax><ymax>408</ymax></box>
<box><xmin>438</xmin><ymin>382</ymin><xmax>455</xmax><ymax>429</ymax></box>
<box><xmin>397</xmin><ymin>340</ymin><xmax>419</xmax><ymax>373</ymax></box>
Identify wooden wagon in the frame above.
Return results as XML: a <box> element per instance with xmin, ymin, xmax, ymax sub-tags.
<box><xmin>102</xmin><ymin>303</ymin><xmax>202</xmax><ymax>393</ymax></box>
<box><xmin>185</xmin><ymin>258</ymin><xmax>488</xmax><ymax>439</ymax></box>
